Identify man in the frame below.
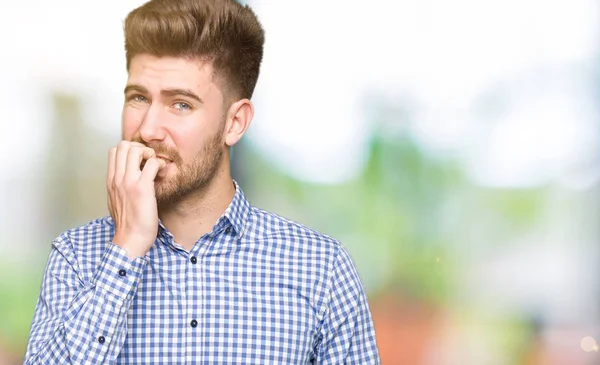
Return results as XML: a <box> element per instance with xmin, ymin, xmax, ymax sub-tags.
<box><xmin>25</xmin><ymin>0</ymin><xmax>380</xmax><ymax>363</ymax></box>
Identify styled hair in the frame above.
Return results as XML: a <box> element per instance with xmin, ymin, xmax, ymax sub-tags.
<box><xmin>124</xmin><ymin>0</ymin><xmax>265</xmax><ymax>100</ymax></box>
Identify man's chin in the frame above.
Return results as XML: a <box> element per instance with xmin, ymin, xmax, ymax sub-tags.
<box><xmin>154</xmin><ymin>180</ymin><xmax>178</xmax><ymax>202</ymax></box>
<box><xmin>156</xmin><ymin>192</ymin><xmax>177</xmax><ymax>206</ymax></box>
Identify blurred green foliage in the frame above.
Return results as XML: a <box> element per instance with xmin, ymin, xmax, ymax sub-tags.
<box><xmin>0</xmin><ymin>258</ymin><xmax>46</xmax><ymax>355</ymax></box>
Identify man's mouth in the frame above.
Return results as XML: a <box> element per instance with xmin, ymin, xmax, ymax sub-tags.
<box><xmin>140</xmin><ymin>155</ymin><xmax>173</xmax><ymax>170</ymax></box>
<box><xmin>156</xmin><ymin>155</ymin><xmax>173</xmax><ymax>163</ymax></box>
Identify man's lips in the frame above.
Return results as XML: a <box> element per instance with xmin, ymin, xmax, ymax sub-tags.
<box><xmin>156</xmin><ymin>155</ymin><xmax>173</xmax><ymax>163</ymax></box>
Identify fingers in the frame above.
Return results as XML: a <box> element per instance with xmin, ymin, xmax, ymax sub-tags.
<box><xmin>113</xmin><ymin>141</ymin><xmax>153</xmax><ymax>183</ymax></box>
<box><xmin>114</xmin><ymin>141</ymin><xmax>131</xmax><ymax>183</ymax></box>
<box><xmin>107</xmin><ymin>146</ymin><xmax>117</xmax><ymax>220</ymax></box>
<box><xmin>140</xmin><ymin>157</ymin><xmax>167</xmax><ymax>183</ymax></box>
<box><xmin>107</xmin><ymin>147</ymin><xmax>117</xmax><ymax>188</ymax></box>
<box><xmin>125</xmin><ymin>146</ymin><xmax>155</xmax><ymax>182</ymax></box>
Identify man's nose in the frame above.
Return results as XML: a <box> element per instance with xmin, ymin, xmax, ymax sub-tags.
<box><xmin>138</xmin><ymin>103</ymin><xmax>166</xmax><ymax>142</ymax></box>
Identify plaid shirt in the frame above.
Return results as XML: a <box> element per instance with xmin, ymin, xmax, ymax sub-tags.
<box><xmin>25</xmin><ymin>182</ymin><xmax>380</xmax><ymax>364</ymax></box>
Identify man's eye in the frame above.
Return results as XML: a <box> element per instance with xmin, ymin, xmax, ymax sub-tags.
<box><xmin>174</xmin><ymin>102</ymin><xmax>192</xmax><ymax>111</ymax></box>
<box><xmin>129</xmin><ymin>95</ymin><xmax>148</xmax><ymax>102</ymax></box>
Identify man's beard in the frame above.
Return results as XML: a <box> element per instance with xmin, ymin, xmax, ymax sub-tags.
<box><xmin>132</xmin><ymin>123</ymin><xmax>225</xmax><ymax>205</ymax></box>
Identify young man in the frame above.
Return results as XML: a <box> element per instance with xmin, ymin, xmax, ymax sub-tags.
<box><xmin>25</xmin><ymin>0</ymin><xmax>380</xmax><ymax>363</ymax></box>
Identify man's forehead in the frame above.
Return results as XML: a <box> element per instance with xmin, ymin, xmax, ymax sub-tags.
<box><xmin>128</xmin><ymin>55</ymin><xmax>214</xmax><ymax>80</ymax></box>
<box><xmin>127</xmin><ymin>56</ymin><xmax>217</xmax><ymax>92</ymax></box>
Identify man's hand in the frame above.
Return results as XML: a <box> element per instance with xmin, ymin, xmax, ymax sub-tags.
<box><xmin>107</xmin><ymin>141</ymin><xmax>167</xmax><ymax>260</ymax></box>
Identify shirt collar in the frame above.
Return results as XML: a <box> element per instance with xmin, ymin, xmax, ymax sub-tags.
<box><xmin>217</xmin><ymin>179</ymin><xmax>251</xmax><ymax>237</ymax></box>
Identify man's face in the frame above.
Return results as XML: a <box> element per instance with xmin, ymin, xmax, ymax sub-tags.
<box><xmin>122</xmin><ymin>54</ymin><xmax>227</xmax><ymax>205</ymax></box>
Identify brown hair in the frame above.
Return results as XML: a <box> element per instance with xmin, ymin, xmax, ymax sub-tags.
<box><xmin>124</xmin><ymin>0</ymin><xmax>265</xmax><ymax>101</ymax></box>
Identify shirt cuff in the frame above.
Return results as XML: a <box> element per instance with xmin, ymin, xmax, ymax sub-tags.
<box><xmin>91</xmin><ymin>242</ymin><xmax>147</xmax><ymax>300</ymax></box>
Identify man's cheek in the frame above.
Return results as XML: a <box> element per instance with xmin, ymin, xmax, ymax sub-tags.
<box><xmin>121</xmin><ymin>123</ymin><xmax>139</xmax><ymax>141</ymax></box>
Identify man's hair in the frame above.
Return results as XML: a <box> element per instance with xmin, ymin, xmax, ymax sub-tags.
<box><xmin>124</xmin><ymin>0</ymin><xmax>265</xmax><ymax>101</ymax></box>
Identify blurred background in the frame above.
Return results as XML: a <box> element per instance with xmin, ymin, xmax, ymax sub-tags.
<box><xmin>0</xmin><ymin>0</ymin><xmax>599</xmax><ymax>364</ymax></box>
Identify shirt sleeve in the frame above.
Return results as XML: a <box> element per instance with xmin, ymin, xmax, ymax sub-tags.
<box><xmin>24</xmin><ymin>237</ymin><xmax>147</xmax><ymax>364</ymax></box>
<box><xmin>315</xmin><ymin>246</ymin><xmax>381</xmax><ymax>364</ymax></box>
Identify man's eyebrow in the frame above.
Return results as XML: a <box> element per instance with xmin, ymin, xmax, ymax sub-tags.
<box><xmin>123</xmin><ymin>85</ymin><xmax>204</xmax><ymax>104</ymax></box>
<box><xmin>161</xmin><ymin>88</ymin><xmax>204</xmax><ymax>104</ymax></box>
<box><xmin>124</xmin><ymin>84</ymin><xmax>148</xmax><ymax>95</ymax></box>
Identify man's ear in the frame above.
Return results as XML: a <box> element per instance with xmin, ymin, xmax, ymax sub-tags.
<box><xmin>224</xmin><ymin>99</ymin><xmax>254</xmax><ymax>147</ymax></box>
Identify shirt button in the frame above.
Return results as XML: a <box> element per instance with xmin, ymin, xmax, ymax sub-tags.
<box><xmin>190</xmin><ymin>319</ymin><xmax>198</xmax><ymax>328</ymax></box>
<box><xmin>98</xmin><ymin>336</ymin><xmax>106</xmax><ymax>344</ymax></box>
<box><xmin>190</xmin><ymin>256</ymin><xmax>197</xmax><ymax>264</ymax></box>
<box><xmin>118</xmin><ymin>269</ymin><xmax>127</xmax><ymax>277</ymax></box>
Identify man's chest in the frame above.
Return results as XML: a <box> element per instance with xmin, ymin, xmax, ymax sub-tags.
<box><xmin>116</xmin><ymin>253</ymin><xmax>324</xmax><ymax>364</ymax></box>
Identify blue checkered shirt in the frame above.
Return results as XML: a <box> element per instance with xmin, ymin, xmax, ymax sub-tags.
<box><xmin>25</xmin><ymin>182</ymin><xmax>380</xmax><ymax>364</ymax></box>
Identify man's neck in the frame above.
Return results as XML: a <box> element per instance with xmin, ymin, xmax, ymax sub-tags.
<box><xmin>158</xmin><ymin>174</ymin><xmax>236</xmax><ymax>252</ymax></box>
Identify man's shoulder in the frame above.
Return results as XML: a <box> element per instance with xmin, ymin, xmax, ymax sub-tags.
<box><xmin>247</xmin><ymin>206</ymin><xmax>342</xmax><ymax>255</ymax></box>
<box><xmin>245</xmin><ymin>207</ymin><xmax>362</xmax><ymax>294</ymax></box>
<box><xmin>52</xmin><ymin>216</ymin><xmax>114</xmax><ymax>254</ymax></box>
